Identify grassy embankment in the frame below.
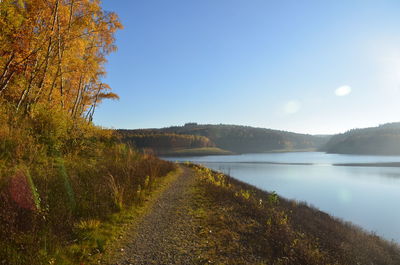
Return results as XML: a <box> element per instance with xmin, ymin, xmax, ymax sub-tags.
<box><xmin>0</xmin><ymin>104</ymin><xmax>176</xmax><ymax>265</ymax></box>
<box><xmin>265</xmin><ymin>148</ymin><xmax>317</xmax><ymax>153</ymax></box>
<box><xmin>161</xmin><ymin>147</ymin><xmax>233</xmax><ymax>156</ymax></box>
<box><xmin>188</xmin><ymin>163</ymin><xmax>400</xmax><ymax>264</ymax></box>
<box><xmin>79</xmin><ymin>166</ymin><xmax>183</xmax><ymax>265</ymax></box>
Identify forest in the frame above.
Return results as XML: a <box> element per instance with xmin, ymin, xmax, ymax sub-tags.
<box><xmin>121</xmin><ymin>123</ymin><xmax>330</xmax><ymax>155</ymax></box>
<box><xmin>119</xmin><ymin>131</ymin><xmax>215</xmax><ymax>154</ymax></box>
<box><xmin>0</xmin><ymin>1</ymin><xmax>175</xmax><ymax>264</ymax></box>
<box><xmin>320</xmin><ymin>122</ymin><xmax>400</xmax><ymax>155</ymax></box>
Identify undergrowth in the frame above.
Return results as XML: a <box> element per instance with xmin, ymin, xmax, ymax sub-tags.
<box><xmin>0</xmin><ymin>104</ymin><xmax>176</xmax><ymax>264</ymax></box>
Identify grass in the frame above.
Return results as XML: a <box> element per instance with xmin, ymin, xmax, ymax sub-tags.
<box><xmin>162</xmin><ymin>147</ymin><xmax>234</xmax><ymax>156</ymax></box>
<box><xmin>0</xmin><ymin>104</ymin><xmax>177</xmax><ymax>264</ymax></box>
<box><xmin>65</xmin><ymin>167</ymin><xmax>183</xmax><ymax>265</ymax></box>
<box><xmin>265</xmin><ymin>148</ymin><xmax>317</xmax><ymax>153</ymax></box>
<box><xmin>187</xmin><ymin>163</ymin><xmax>400</xmax><ymax>265</ymax></box>
<box><xmin>36</xmin><ymin>161</ymin><xmax>400</xmax><ymax>264</ymax></box>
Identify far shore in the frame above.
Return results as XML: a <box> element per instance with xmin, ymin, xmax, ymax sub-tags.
<box><xmin>160</xmin><ymin>148</ymin><xmax>318</xmax><ymax>157</ymax></box>
<box><xmin>163</xmin><ymin>159</ymin><xmax>400</xmax><ymax>168</ymax></box>
<box><xmin>334</xmin><ymin>162</ymin><xmax>400</xmax><ymax>168</ymax></box>
<box><xmin>161</xmin><ymin>149</ymin><xmax>400</xmax><ymax>168</ymax></box>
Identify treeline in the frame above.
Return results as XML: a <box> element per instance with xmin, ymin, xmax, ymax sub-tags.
<box><xmin>320</xmin><ymin>122</ymin><xmax>400</xmax><ymax>155</ymax></box>
<box><xmin>118</xmin><ymin>131</ymin><xmax>214</xmax><ymax>154</ymax></box>
<box><xmin>0</xmin><ymin>1</ymin><xmax>176</xmax><ymax>264</ymax></box>
<box><xmin>0</xmin><ymin>0</ymin><xmax>121</xmax><ymax>119</ymax></box>
<box><xmin>122</xmin><ymin>123</ymin><xmax>329</xmax><ymax>154</ymax></box>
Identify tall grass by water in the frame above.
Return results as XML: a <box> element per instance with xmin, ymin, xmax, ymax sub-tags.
<box><xmin>190</xmin><ymin>163</ymin><xmax>400</xmax><ymax>264</ymax></box>
<box><xmin>0</xmin><ymin>104</ymin><xmax>175</xmax><ymax>264</ymax></box>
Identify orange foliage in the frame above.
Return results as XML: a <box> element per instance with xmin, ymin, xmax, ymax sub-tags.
<box><xmin>0</xmin><ymin>0</ymin><xmax>122</xmax><ymax>120</ymax></box>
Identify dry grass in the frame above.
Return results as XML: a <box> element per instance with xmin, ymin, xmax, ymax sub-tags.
<box><xmin>189</xmin><ymin>163</ymin><xmax>400</xmax><ymax>265</ymax></box>
<box><xmin>0</xmin><ymin>105</ymin><xmax>176</xmax><ymax>264</ymax></box>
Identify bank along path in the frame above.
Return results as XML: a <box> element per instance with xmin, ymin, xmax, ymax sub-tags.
<box><xmin>105</xmin><ymin>166</ymin><xmax>204</xmax><ymax>265</ymax></box>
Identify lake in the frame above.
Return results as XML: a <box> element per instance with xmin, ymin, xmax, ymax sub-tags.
<box><xmin>164</xmin><ymin>152</ymin><xmax>400</xmax><ymax>243</ymax></box>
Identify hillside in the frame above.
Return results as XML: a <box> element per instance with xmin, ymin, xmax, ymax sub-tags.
<box><xmin>320</xmin><ymin>122</ymin><xmax>400</xmax><ymax>155</ymax></box>
<box><xmin>118</xmin><ymin>123</ymin><xmax>330</xmax><ymax>155</ymax></box>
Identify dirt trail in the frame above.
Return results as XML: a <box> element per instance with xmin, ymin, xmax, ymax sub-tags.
<box><xmin>106</xmin><ymin>166</ymin><xmax>202</xmax><ymax>265</ymax></box>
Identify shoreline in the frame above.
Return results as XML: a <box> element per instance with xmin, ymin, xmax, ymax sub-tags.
<box><xmin>333</xmin><ymin>162</ymin><xmax>400</xmax><ymax>168</ymax></box>
<box><xmin>161</xmin><ymin>148</ymin><xmax>318</xmax><ymax>157</ymax></box>
<box><xmin>187</xmin><ymin>163</ymin><xmax>400</xmax><ymax>263</ymax></box>
<box><xmin>166</xmin><ymin>160</ymin><xmax>400</xmax><ymax>168</ymax></box>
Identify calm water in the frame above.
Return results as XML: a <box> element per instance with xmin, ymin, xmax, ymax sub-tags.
<box><xmin>165</xmin><ymin>152</ymin><xmax>400</xmax><ymax>242</ymax></box>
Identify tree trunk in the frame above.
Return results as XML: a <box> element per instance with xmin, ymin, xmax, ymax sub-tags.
<box><xmin>35</xmin><ymin>0</ymin><xmax>60</xmax><ymax>103</ymax></box>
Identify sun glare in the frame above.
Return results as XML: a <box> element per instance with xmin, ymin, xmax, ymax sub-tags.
<box><xmin>284</xmin><ymin>100</ymin><xmax>301</xmax><ymax>114</ymax></box>
<box><xmin>335</xmin><ymin>85</ymin><xmax>352</xmax><ymax>96</ymax></box>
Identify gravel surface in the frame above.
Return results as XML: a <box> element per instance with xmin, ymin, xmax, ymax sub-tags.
<box><xmin>106</xmin><ymin>167</ymin><xmax>202</xmax><ymax>265</ymax></box>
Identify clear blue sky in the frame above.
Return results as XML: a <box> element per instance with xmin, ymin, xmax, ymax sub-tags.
<box><xmin>97</xmin><ymin>0</ymin><xmax>400</xmax><ymax>134</ymax></box>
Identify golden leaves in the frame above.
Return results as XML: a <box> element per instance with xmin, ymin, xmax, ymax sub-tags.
<box><xmin>0</xmin><ymin>0</ymin><xmax>121</xmax><ymax>119</ymax></box>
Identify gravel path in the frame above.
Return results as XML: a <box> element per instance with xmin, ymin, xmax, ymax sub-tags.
<box><xmin>107</xmin><ymin>166</ymin><xmax>202</xmax><ymax>265</ymax></box>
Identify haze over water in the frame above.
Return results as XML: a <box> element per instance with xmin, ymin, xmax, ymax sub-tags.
<box><xmin>166</xmin><ymin>152</ymin><xmax>400</xmax><ymax>242</ymax></box>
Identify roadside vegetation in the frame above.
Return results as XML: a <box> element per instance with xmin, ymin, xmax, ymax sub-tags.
<box><xmin>189</xmin><ymin>163</ymin><xmax>400</xmax><ymax>264</ymax></box>
<box><xmin>0</xmin><ymin>1</ymin><xmax>176</xmax><ymax>264</ymax></box>
<box><xmin>0</xmin><ymin>102</ymin><xmax>176</xmax><ymax>264</ymax></box>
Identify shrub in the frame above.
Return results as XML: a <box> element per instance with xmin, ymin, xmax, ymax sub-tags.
<box><xmin>0</xmin><ymin>103</ymin><xmax>176</xmax><ymax>264</ymax></box>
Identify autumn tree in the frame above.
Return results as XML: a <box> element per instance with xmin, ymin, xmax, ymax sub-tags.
<box><xmin>0</xmin><ymin>0</ymin><xmax>122</xmax><ymax>119</ymax></box>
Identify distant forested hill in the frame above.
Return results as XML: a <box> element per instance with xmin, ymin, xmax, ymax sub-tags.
<box><xmin>118</xmin><ymin>123</ymin><xmax>329</xmax><ymax>155</ymax></box>
<box><xmin>120</xmin><ymin>133</ymin><xmax>214</xmax><ymax>151</ymax></box>
<box><xmin>320</xmin><ymin>122</ymin><xmax>400</xmax><ymax>155</ymax></box>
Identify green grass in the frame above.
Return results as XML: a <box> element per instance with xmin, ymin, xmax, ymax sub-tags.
<box><xmin>162</xmin><ymin>147</ymin><xmax>233</xmax><ymax>156</ymax></box>
<box><xmin>265</xmin><ymin>148</ymin><xmax>317</xmax><ymax>153</ymax></box>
